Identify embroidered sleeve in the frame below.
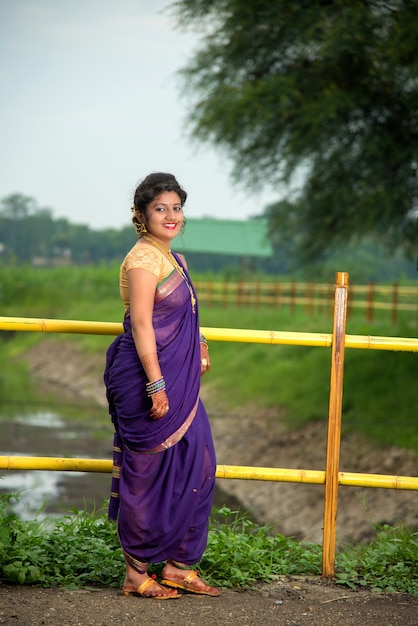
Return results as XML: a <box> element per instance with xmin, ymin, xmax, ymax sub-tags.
<box><xmin>124</xmin><ymin>245</ymin><xmax>162</xmax><ymax>277</ymax></box>
<box><xmin>120</xmin><ymin>243</ymin><xmax>173</xmax><ymax>310</ymax></box>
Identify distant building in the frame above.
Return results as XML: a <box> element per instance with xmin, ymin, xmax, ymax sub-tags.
<box><xmin>172</xmin><ymin>217</ymin><xmax>273</xmax><ymax>274</ymax></box>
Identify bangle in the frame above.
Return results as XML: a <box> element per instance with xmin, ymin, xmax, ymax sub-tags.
<box><xmin>199</xmin><ymin>332</ymin><xmax>208</xmax><ymax>348</ymax></box>
<box><xmin>146</xmin><ymin>377</ymin><xmax>166</xmax><ymax>397</ymax></box>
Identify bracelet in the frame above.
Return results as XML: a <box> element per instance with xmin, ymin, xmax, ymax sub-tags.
<box><xmin>146</xmin><ymin>377</ymin><xmax>166</xmax><ymax>397</ymax></box>
<box><xmin>199</xmin><ymin>332</ymin><xmax>208</xmax><ymax>348</ymax></box>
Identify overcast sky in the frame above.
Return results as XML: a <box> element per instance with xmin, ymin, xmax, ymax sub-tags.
<box><xmin>0</xmin><ymin>0</ymin><xmax>276</xmax><ymax>230</ymax></box>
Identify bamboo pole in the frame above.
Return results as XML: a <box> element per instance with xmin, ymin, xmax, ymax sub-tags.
<box><xmin>342</xmin><ymin>334</ymin><xmax>418</xmax><ymax>351</ymax></box>
<box><xmin>338</xmin><ymin>471</ymin><xmax>418</xmax><ymax>490</ymax></box>
<box><xmin>322</xmin><ymin>271</ymin><xmax>349</xmax><ymax>579</ymax></box>
<box><xmin>0</xmin><ymin>317</ymin><xmax>123</xmax><ymax>335</ymax></box>
<box><xmin>1</xmin><ymin>317</ymin><xmax>418</xmax><ymax>351</ymax></box>
<box><xmin>0</xmin><ymin>456</ymin><xmax>112</xmax><ymax>472</ymax></box>
<box><xmin>1</xmin><ymin>456</ymin><xmax>417</xmax><ymax>490</ymax></box>
<box><xmin>202</xmin><ymin>327</ymin><xmax>418</xmax><ymax>351</ymax></box>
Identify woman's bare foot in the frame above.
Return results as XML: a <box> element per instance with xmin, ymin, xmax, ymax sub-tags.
<box><xmin>161</xmin><ymin>560</ymin><xmax>219</xmax><ymax>596</ymax></box>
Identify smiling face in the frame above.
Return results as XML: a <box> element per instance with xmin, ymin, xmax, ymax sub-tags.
<box><xmin>139</xmin><ymin>190</ymin><xmax>184</xmax><ymax>247</ymax></box>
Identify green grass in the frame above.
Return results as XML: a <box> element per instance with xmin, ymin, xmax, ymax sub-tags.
<box><xmin>1</xmin><ymin>495</ymin><xmax>417</xmax><ymax>595</ymax></box>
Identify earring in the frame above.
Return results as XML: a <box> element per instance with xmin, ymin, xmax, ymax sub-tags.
<box><xmin>134</xmin><ymin>221</ymin><xmax>147</xmax><ymax>236</ymax></box>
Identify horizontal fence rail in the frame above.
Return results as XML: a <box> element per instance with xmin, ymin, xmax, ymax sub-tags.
<box><xmin>2</xmin><ymin>317</ymin><xmax>418</xmax><ymax>351</ymax></box>
<box><xmin>193</xmin><ymin>279</ymin><xmax>418</xmax><ymax>325</ymax></box>
<box><xmin>1</xmin><ymin>456</ymin><xmax>417</xmax><ymax>490</ymax></box>
<box><xmin>0</xmin><ymin>272</ymin><xmax>417</xmax><ymax>579</ymax></box>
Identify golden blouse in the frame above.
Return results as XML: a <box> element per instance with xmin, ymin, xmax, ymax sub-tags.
<box><xmin>119</xmin><ymin>240</ymin><xmax>175</xmax><ymax>310</ymax></box>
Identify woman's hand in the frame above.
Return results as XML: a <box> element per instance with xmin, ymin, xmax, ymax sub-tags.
<box><xmin>150</xmin><ymin>389</ymin><xmax>169</xmax><ymax>420</ymax></box>
<box><xmin>200</xmin><ymin>341</ymin><xmax>211</xmax><ymax>377</ymax></box>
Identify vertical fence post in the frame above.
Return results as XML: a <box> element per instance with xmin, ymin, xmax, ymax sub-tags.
<box><xmin>255</xmin><ymin>280</ymin><xmax>261</xmax><ymax>309</ymax></box>
<box><xmin>208</xmin><ymin>279</ymin><xmax>214</xmax><ymax>307</ymax></box>
<box><xmin>347</xmin><ymin>282</ymin><xmax>353</xmax><ymax>319</ymax></box>
<box><xmin>327</xmin><ymin>282</ymin><xmax>334</xmax><ymax>318</ymax></box>
<box><xmin>290</xmin><ymin>280</ymin><xmax>296</xmax><ymax>314</ymax></box>
<box><xmin>237</xmin><ymin>280</ymin><xmax>244</xmax><ymax>307</ymax></box>
<box><xmin>275</xmin><ymin>281</ymin><xmax>281</xmax><ymax>308</ymax></box>
<box><xmin>322</xmin><ymin>271</ymin><xmax>349</xmax><ymax>578</ymax></box>
<box><xmin>306</xmin><ymin>282</ymin><xmax>314</xmax><ymax>316</ymax></box>
<box><xmin>392</xmin><ymin>281</ymin><xmax>398</xmax><ymax>326</ymax></box>
<box><xmin>222</xmin><ymin>277</ymin><xmax>229</xmax><ymax>309</ymax></box>
<box><xmin>367</xmin><ymin>281</ymin><xmax>375</xmax><ymax>323</ymax></box>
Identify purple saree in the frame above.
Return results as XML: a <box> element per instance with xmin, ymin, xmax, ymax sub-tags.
<box><xmin>104</xmin><ymin>258</ymin><xmax>216</xmax><ymax>566</ymax></box>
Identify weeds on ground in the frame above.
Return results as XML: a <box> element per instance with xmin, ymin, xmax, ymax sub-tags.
<box><xmin>0</xmin><ymin>495</ymin><xmax>417</xmax><ymax>595</ymax></box>
<box><xmin>0</xmin><ymin>494</ymin><xmax>122</xmax><ymax>589</ymax></box>
<box><xmin>200</xmin><ymin>506</ymin><xmax>322</xmax><ymax>586</ymax></box>
<box><xmin>335</xmin><ymin>524</ymin><xmax>418</xmax><ymax>596</ymax></box>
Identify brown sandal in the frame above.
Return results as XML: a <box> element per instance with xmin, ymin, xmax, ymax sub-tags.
<box><xmin>123</xmin><ymin>576</ymin><xmax>180</xmax><ymax>600</ymax></box>
<box><xmin>161</xmin><ymin>569</ymin><xmax>220</xmax><ymax>597</ymax></box>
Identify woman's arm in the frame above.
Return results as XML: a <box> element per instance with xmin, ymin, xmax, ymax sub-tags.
<box><xmin>128</xmin><ymin>267</ymin><xmax>169</xmax><ymax>419</ymax></box>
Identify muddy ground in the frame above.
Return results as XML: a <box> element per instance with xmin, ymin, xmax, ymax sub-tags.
<box><xmin>1</xmin><ymin>338</ymin><xmax>416</xmax><ymax>626</ymax></box>
<box><xmin>1</xmin><ymin>576</ymin><xmax>418</xmax><ymax>626</ymax></box>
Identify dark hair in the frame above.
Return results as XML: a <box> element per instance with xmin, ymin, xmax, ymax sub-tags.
<box><xmin>132</xmin><ymin>172</ymin><xmax>187</xmax><ymax>214</ymax></box>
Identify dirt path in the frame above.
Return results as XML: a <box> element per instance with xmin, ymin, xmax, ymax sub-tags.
<box><xmin>1</xmin><ymin>577</ymin><xmax>418</xmax><ymax>626</ymax></box>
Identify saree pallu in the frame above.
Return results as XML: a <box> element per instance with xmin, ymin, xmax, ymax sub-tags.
<box><xmin>104</xmin><ymin>261</ymin><xmax>216</xmax><ymax>565</ymax></box>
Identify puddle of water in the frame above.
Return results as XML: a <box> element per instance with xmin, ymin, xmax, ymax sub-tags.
<box><xmin>13</xmin><ymin>411</ymin><xmax>66</xmax><ymax>428</ymax></box>
<box><xmin>0</xmin><ymin>468</ymin><xmax>84</xmax><ymax>519</ymax></box>
<box><xmin>0</xmin><ymin>401</ymin><xmax>113</xmax><ymax>519</ymax></box>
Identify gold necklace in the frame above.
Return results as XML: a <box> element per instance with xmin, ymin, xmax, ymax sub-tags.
<box><xmin>142</xmin><ymin>235</ymin><xmax>196</xmax><ymax>314</ymax></box>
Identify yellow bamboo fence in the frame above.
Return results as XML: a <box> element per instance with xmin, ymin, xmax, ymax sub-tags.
<box><xmin>0</xmin><ymin>271</ymin><xmax>418</xmax><ymax>579</ymax></box>
<box><xmin>193</xmin><ymin>278</ymin><xmax>418</xmax><ymax>325</ymax></box>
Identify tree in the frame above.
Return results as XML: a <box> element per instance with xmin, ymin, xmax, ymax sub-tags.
<box><xmin>0</xmin><ymin>193</ymin><xmax>137</xmax><ymax>265</ymax></box>
<box><xmin>0</xmin><ymin>194</ymin><xmax>47</xmax><ymax>261</ymax></box>
<box><xmin>171</xmin><ymin>0</ymin><xmax>418</xmax><ymax>260</ymax></box>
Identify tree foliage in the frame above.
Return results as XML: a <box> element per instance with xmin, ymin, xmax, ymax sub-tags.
<box><xmin>0</xmin><ymin>194</ymin><xmax>135</xmax><ymax>265</ymax></box>
<box><xmin>171</xmin><ymin>0</ymin><xmax>418</xmax><ymax>259</ymax></box>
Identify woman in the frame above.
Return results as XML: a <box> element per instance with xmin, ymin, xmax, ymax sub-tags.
<box><xmin>104</xmin><ymin>172</ymin><xmax>219</xmax><ymax>599</ymax></box>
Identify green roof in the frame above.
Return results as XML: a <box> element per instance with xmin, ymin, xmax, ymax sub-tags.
<box><xmin>172</xmin><ymin>217</ymin><xmax>273</xmax><ymax>258</ymax></box>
